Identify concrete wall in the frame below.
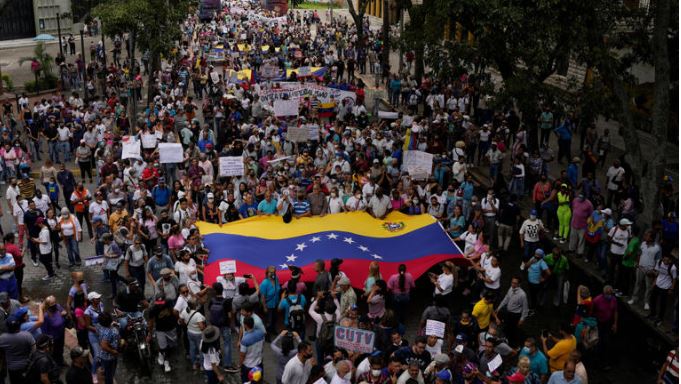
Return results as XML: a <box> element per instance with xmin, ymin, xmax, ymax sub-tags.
<box><xmin>33</xmin><ymin>0</ymin><xmax>73</xmax><ymax>37</ymax></box>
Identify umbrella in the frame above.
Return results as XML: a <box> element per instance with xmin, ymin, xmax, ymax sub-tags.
<box><xmin>33</xmin><ymin>34</ymin><xmax>56</xmax><ymax>42</ymax></box>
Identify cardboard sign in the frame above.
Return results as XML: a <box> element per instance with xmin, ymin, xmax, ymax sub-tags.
<box><xmin>122</xmin><ymin>140</ymin><xmax>141</xmax><ymax>160</ymax></box>
<box><xmin>210</xmin><ymin>72</ymin><xmax>220</xmax><ymax>84</ymax></box>
<box><xmin>274</xmin><ymin>99</ymin><xmax>299</xmax><ymax>117</ymax></box>
<box><xmin>141</xmin><ymin>134</ymin><xmax>157</xmax><ymax>149</ymax></box>
<box><xmin>219</xmin><ymin>260</ymin><xmax>237</xmax><ymax>275</ymax></box>
<box><xmin>84</xmin><ymin>256</ymin><xmax>104</xmax><ymax>267</ymax></box>
<box><xmin>308</xmin><ymin>125</ymin><xmax>320</xmax><ymax>141</ymax></box>
<box><xmin>403</xmin><ymin>150</ymin><xmax>434</xmax><ymax>177</ymax></box>
<box><xmin>158</xmin><ymin>143</ymin><xmax>184</xmax><ymax>163</ymax></box>
<box><xmin>286</xmin><ymin>127</ymin><xmax>309</xmax><ymax>142</ymax></box>
<box><xmin>425</xmin><ymin>319</ymin><xmax>445</xmax><ymax>338</ymax></box>
<box><xmin>487</xmin><ymin>354</ymin><xmax>503</xmax><ymax>373</ymax></box>
<box><xmin>334</xmin><ymin>326</ymin><xmax>375</xmax><ymax>354</ymax></box>
<box><xmin>219</xmin><ymin>156</ymin><xmax>245</xmax><ymax>177</ymax></box>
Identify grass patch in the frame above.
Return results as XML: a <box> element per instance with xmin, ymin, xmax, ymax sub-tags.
<box><xmin>295</xmin><ymin>1</ymin><xmax>344</xmax><ymax>9</ymax></box>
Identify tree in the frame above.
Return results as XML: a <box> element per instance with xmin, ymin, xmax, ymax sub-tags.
<box><xmin>346</xmin><ymin>0</ymin><xmax>372</xmax><ymax>52</ymax></box>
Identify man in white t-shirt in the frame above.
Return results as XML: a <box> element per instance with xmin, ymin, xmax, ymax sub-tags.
<box><xmin>605</xmin><ymin>160</ymin><xmax>625</xmax><ymax>207</ymax></box>
<box><xmin>519</xmin><ymin>209</ymin><xmax>544</xmax><ymax>261</ymax></box>
<box><xmin>367</xmin><ymin>188</ymin><xmax>391</xmax><ymax>219</ymax></box>
<box><xmin>88</xmin><ymin>192</ymin><xmax>110</xmax><ymax>224</ymax></box>
<box><xmin>480</xmin><ymin>189</ymin><xmax>499</xmax><ymax>240</ymax></box>
<box><xmin>282</xmin><ymin>342</ymin><xmax>314</xmax><ymax>384</ymax></box>
<box><xmin>649</xmin><ymin>254</ymin><xmax>678</xmax><ymax>326</ymax></box>
<box><xmin>628</xmin><ymin>230</ymin><xmax>661</xmax><ymax>310</ymax></box>
<box><xmin>607</xmin><ymin>218</ymin><xmax>632</xmax><ymax>282</ymax></box>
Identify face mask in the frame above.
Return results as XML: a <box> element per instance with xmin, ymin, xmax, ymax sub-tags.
<box><xmin>330</xmin><ymin>192</ymin><xmax>337</xmax><ymax>198</ymax></box>
<box><xmin>530</xmin><ymin>215</ymin><xmax>537</xmax><ymax>220</ymax></box>
<box><xmin>49</xmin><ymin>305</ymin><xmax>58</xmax><ymax>312</ymax></box>
<box><xmin>371</xmin><ymin>369</ymin><xmax>381</xmax><ymax>377</ymax></box>
<box><xmin>521</xmin><ymin>346</ymin><xmax>530</xmax><ymax>355</ymax></box>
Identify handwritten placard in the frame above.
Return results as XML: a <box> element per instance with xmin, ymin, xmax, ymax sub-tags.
<box><xmin>425</xmin><ymin>319</ymin><xmax>445</xmax><ymax>338</ymax></box>
<box><xmin>219</xmin><ymin>156</ymin><xmax>245</xmax><ymax>177</ymax></box>
<box><xmin>274</xmin><ymin>99</ymin><xmax>299</xmax><ymax>117</ymax></box>
<box><xmin>122</xmin><ymin>140</ymin><xmax>141</xmax><ymax>160</ymax></box>
<box><xmin>219</xmin><ymin>260</ymin><xmax>237</xmax><ymax>275</ymax></box>
<box><xmin>141</xmin><ymin>134</ymin><xmax>157</xmax><ymax>149</ymax></box>
<box><xmin>334</xmin><ymin>326</ymin><xmax>375</xmax><ymax>353</ymax></box>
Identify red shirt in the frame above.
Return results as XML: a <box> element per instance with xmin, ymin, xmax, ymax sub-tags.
<box><xmin>5</xmin><ymin>243</ymin><xmax>23</xmax><ymax>268</ymax></box>
<box><xmin>592</xmin><ymin>294</ymin><xmax>617</xmax><ymax>324</ymax></box>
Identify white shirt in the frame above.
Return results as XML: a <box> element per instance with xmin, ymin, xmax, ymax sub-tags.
<box><xmin>89</xmin><ymin>200</ymin><xmax>109</xmax><ymax>223</ymax></box>
<box><xmin>217</xmin><ymin>276</ymin><xmax>245</xmax><ymax>299</ymax></box>
<box><xmin>173</xmin><ymin>294</ymin><xmax>189</xmax><ymax>314</ymax></box>
<box><xmin>327</xmin><ymin>196</ymin><xmax>344</xmax><ymax>214</ymax></box>
<box><xmin>6</xmin><ymin>186</ymin><xmax>19</xmax><ymax>215</ymax></box>
<box><xmin>605</xmin><ymin>166</ymin><xmax>625</xmax><ymax>191</ymax></box>
<box><xmin>180</xmin><ymin>309</ymin><xmax>205</xmax><ymax>334</ymax></box>
<box><xmin>519</xmin><ymin>219</ymin><xmax>544</xmax><ymax>243</ymax></box>
<box><xmin>608</xmin><ymin>226</ymin><xmax>631</xmax><ymax>255</ymax></box>
<box><xmin>458</xmin><ymin>231</ymin><xmax>478</xmax><ymax>254</ymax></box>
<box><xmin>58</xmin><ymin>214</ymin><xmax>82</xmax><ymax>239</ymax></box>
<box><xmin>38</xmin><ymin>227</ymin><xmax>52</xmax><ymax>254</ymax></box>
<box><xmin>57</xmin><ymin>126</ymin><xmax>71</xmax><ymax>141</ymax></box>
<box><xmin>345</xmin><ymin>196</ymin><xmax>366</xmax><ymax>212</ymax></box>
<box><xmin>638</xmin><ymin>242</ymin><xmax>661</xmax><ymax>270</ymax></box>
<box><xmin>425</xmin><ymin>339</ymin><xmax>443</xmax><ymax>357</ymax></box>
<box><xmin>368</xmin><ymin>195</ymin><xmax>391</xmax><ymax>218</ymax></box>
<box><xmin>435</xmin><ymin>273</ymin><xmax>453</xmax><ymax>295</ymax></box>
<box><xmin>484</xmin><ymin>265</ymin><xmax>501</xmax><ymax>289</ymax></box>
<box><xmin>201</xmin><ymin>345</ymin><xmax>221</xmax><ymax>371</ymax></box>
<box><xmin>481</xmin><ymin>196</ymin><xmax>499</xmax><ymax>217</ymax></box>
<box><xmin>174</xmin><ymin>259</ymin><xmax>198</xmax><ymax>285</ymax></box>
<box><xmin>654</xmin><ymin>261</ymin><xmax>678</xmax><ymax>290</ymax></box>
<box><xmin>282</xmin><ymin>356</ymin><xmax>313</xmax><ymax>384</ymax></box>
<box><xmin>362</xmin><ymin>183</ymin><xmax>376</xmax><ymax>200</ymax></box>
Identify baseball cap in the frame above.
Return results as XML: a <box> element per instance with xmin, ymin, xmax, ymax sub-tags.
<box><xmin>87</xmin><ymin>291</ymin><xmax>102</xmax><ymax>300</ymax></box>
<box><xmin>506</xmin><ymin>372</ymin><xmax>526</xmax><ymax>383</ymax></box>
<box><xmin>534</xmin><ymin>249</ymin><xmax>545</xmax><ymax>258</ymax></box>
<box><xmin>12</xmin><ymin>307</ymin><xmax>28</xmax><ymax>320</ymax></box>
<box><xmin>601</xmin><ymin>208</ymin><xmax>612</xmax><ymax>216</ymax></box>
<box><xmin>434</xmin><ymin>353</ymin><xmax>450</xmax><ymax>364</ymax></box>
<box><xmin>70</xmin><ymin>346</ymin><xmax>89</xmax><ymax>359</ymax></box>
<box><xmin>529</xmin><ymin>209</ymin><xmax>537</xmax><ymax>218</ymax></box>
<box><xmin>455</xmin><ymin>333</ymin><xmax>467</xmax><ymax>343</ymax></box>
<box><xmin>619</xmin><ymin>218</ymin><xmax>633</xmax><ymax>226</ymax></box>
<box><xmin>436</xmin><ymin>370</ymin><xmax>452</xmax><ymax>381</ymax></box>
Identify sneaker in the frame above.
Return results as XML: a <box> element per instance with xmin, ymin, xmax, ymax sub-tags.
<box><xmin>583</xmin><ymin>258</ymin><xmax>589</xmax><ymax>263</ymax></box>
<box><xmin>559</xmin><ymin>238</ymin><xmax>566</xmax><ymax>244</ymax></box>
<box><xmin>627</xmin><ymin>298</ymin><xmax>636</xmax><ymax>305</ymax></box>
<box><xmin>552</xmin><ymin>236</ymin><xmax>559</xmax><ymax>241</ymax></box>
<box><xmin>41</xmin><ymin>275</ymin><xmax>51</xmax><ymax>281</ymax></box>
<box><xmin>644</xmin><ymin>303</ymin><xmax>650</xmax><ymax>311</ymax></box>
<box><xmin>157</xmin><ymin>353</ymin><xmax>165</xmax><ymax>366</ymax></box>
<box><xmin>92</xmin><ymin>374</ymin><xmax>98</xmax><ymax>384</ymax></box>
<box><xmin>164</xmin><ymin>360</ymin><xmax>171</xmax><ymax>373</ymax></box>
<box><xmin>32</xmin><ymin>260</ymin><xmax>39</xmax><ymax>267</ymax></box>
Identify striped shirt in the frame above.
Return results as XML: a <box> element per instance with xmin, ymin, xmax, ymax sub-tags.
<box><xmin>292</xmin><ymin>199</ymin><xmax>310</xmax><ymax>216</ymax></box>
<box><xmin>666</xmin><ymin>350</ymin><xmax>679</xmax><ymax>381</ymax></box>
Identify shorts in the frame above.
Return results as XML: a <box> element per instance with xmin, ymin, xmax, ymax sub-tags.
<box><xmin>156</xmin><ymin>329</ymin><xmax>178</xmax><ymax>350</ymax></box>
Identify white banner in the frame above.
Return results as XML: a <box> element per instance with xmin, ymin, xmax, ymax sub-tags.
<box><xmin>219</xmin><ymin>156</ymin><xmax>245</xmax><ymax>177</ymax></box>
<box><xmin>425</xmin><ymin>319</ymin><xmax>445</xmax><ymax>338</ymax></box>
<box><xmin>403</xmin><ymin>150</ymin><xmax>433</xmax><ymax>178</ymax></box>
<box><xmin>122</xmin><ymin>140</ymin><xmax>141</xmax><ymax>160</ymax></box>
<box><xmin>258</xmin><ymin>83</ymin><xmax>356</xmax><ymax>106</ymax></box>
<box><xmin>274</xmin><ymin>99</ymin><xmax>299</xmax><ymax>117</ymax></box>
<box><xmin>141</xmin><ymin>134</ymin><xmax>157</xmax><ymax>149</ymax></box>
<box><xmin>219</xmin><ymin>260</ymin><xmax>237</xmax><ymax>275</ymax></box>
<box><xmin>158</xmin><ymin>143</ymin><xmax>184</xmax><ymax>163</ymax></box>
<box><xmin>334</xmin><ymin>326</ymin><xmax>375</xmax><ymax>354</ymax></box>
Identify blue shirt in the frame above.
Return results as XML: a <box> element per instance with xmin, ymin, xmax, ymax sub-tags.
<box><xmin>0</xmin><ymin>253</ymin><xmax>15</xmax><ymax>279</ymax></box>
<box><xmin>257</xmin><ymin>198</ymin><xmax>278</xmax><ymax>214</ymax></box>
<box><xmin>449</xmin><ymin>216</ymin><xmax>466</xmax><ymax>238</ymax></box>
<box><xmin>240</xmin><ymin>327</ymin><xmax>265</xmax><ymax>348</ymax></box>
<box><xmin>462</xmin><ymin>182</ymin><xmax>475</xmax><ymax>200</ymax></box>
<box><xmin>259</xmin><ymin>278</ymin><xmax>281</xmax><ymax>309</ymax></box>
<box><xmin>547</xmin><ymin>371</ymin><xmax>581</xmax><ymax>384</ymax></box>
<box><xmin>519</xmin><ymin>350</ymin><xmax>549</xmax><ymax>376</ymax></box>
<box><xmin>527</xmin><ymin>258</ymin><xmax>549</xmax><ymax>284</ymax></box>
<box><xmin>239</xmin><ymin>202</ymin><xmax>259</xmax><ymax>218</ymax></box>
<box><xmin>567</xmin><ymin>164</ymin><xmax>578</xmax><ymax>188</ymax></box>
<box><xmin>152</xmin><ymin>186</ymin><xmax>171</xmax><ymax>206</ymax></box>
<box><xmin>97</xmin><ymin>325</ymin><xmax>120</xmax><ymax>361</ymax></box>
<box><xmin>278</xmin><ymin>294</ymin><xmax>307</xmax><ymax>326</ymax></box>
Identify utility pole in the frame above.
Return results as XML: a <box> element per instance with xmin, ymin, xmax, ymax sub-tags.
<box><xmin>80</xmin><ymin>29</ymin><xmax>87</xmax><ymax>103</ymax></box>
<box><xmin>56</xmin><ymin>12</ymin><xmax>63</xmax><ymax>57</ymax></box>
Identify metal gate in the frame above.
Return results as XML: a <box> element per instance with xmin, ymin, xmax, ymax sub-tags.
<box><xmin>0</xmin><ymin>0</ymin><xmax>37</xmax><ymax>41</ymax></box>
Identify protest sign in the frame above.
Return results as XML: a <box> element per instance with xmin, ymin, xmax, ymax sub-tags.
<box><xmin>84</xmin><ymin>256</ymin><xmax>104</xmax><ymax>267</ymax></box>
<box><xmin>141</xmin><ymin>134</ymin><xmax>157</xmax><ymax>149</ymax></box>
<box><xmin>308</xmin><ymin>125</ymin><xmax>320</xmax><ymax>140</ymax></box>
<box><xmin>425</xmin><ymin>320</ymin><xmax>445</xmax><ymax>338</ymax></box>
<box><xmin>122</xmin><ymin>140</ymin><xmax>141</xmax><ymax>160</ymax></box>
<box><xmin>488</xmin><ymin>354</ymin><xmax>503</xmax><ymax>373</ymax></box>
<box><xmin>210</xmin><ymin>72</ymin><xmax>220</xmax><ymax>84</ymax></box>
<box><xmin>334</xmin><ymin>326</ymin><xmax>375</xmax><ymax>354</ymax></box>
<box><xmin>403</xmin><ymin>150</ymin><xmax>434</xmax><ymax>178</ymax></box>
<box><xmin>219</xmin><ymin>260</ymin><xmax>237</xmax><ymax>275</ymax></box>
<box><xmin>274</xmin><ymin>99</ymin><xmax>299</xmax><ymax>117</ymax></box>
<box><xmin>219</xmin><ymin>156</ymin><xmax>245</xmax><ymax>177</ymax></box>
<box><xmin>258</xmin><ymin>83</ymin><xmax>356</xmax><ymax>106</ymax></box>
<box><xmin>287</xmin><ymin>127</ymin><xmax>309</xmax><ymax>142</ymax></box>
<box><xmin>158</xmin><ymin>143</ymin><xmax>184</xmax><ymax>163</ymax></box>
<box><xmin>378</xmin><ymin>111</ymin><xmax>399</xmax><ymax>120</ymax></box>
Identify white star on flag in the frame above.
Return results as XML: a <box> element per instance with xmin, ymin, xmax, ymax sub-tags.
<box><xmin>295</xmin><ymin>243</ymin><xmax>307</xmax><ymax>251</ymax></box>
<box><xmin>310</xmin><ymin>236</ymin><xmax>321</xmax><ymax>243</ymax></box>
<box><xmin>286</xmin><ymin>254</ymin><xmax>298</xmax><ymax>263</ymax></box>
<box><xmin>371</xmin><ymin>254</ymin><xmax>383</xmax><ymax>260</ymax></box>
<box><xmin>327</xmin><ymin>233</ymin><xmax>338</xmax><ymax>240</ymax></box>
<box><xmin>279</xmin><ymin>264</ymin><xmax>289</xmax><ymax>269</ymax></box>
<box><xmin>343</xmin><ymin>237</ymin><xmax>355</xmax><ymax>244</ymax></box>
<box><xmin>358</xmin><ymin>245</ymin><xmax>369</xmax><ymax>252</ymax></box>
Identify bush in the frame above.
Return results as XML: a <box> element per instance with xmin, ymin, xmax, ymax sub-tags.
<box><xmin>1</xmin><ymin>75</ymin><xmax>13</xmax><ymax>92</ymax></box>
<box><xmin>23</xmin><ymin>74</ymin><xmax>58</xmax><ymax>93</ymax></box>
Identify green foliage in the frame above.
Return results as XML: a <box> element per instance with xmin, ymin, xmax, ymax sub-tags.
<box><xmin>93</xmin><ymin>0</ymin><xmax>191</xmax><ymax>68</ymax></box>
<box><xmin>1</xmin><ymin>75</ymin><xmax>14</xmax><ymax>92</ymax></box>
<box><xmin>23</xmin><ymin>74</ymin><xmax>58</xmax><ymax>92</ymax></box>
<box><xmin>297</xmin><ymin>1</ymin><xmax>342</xmax><ymax>9</ymax></box>
<box><xmin>18</xmin><ymin>42</ymin><xmax>54</xmax><ymax>78</ymax></box>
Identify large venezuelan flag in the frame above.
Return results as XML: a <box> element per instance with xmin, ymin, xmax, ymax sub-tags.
<box><xmin>197</xmin><ymin>212</ymin><xmax>463</xmax><ymax>289</ymax></box>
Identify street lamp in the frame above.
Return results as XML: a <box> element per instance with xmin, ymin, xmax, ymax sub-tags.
<box><xmin>56</xmin><ymin>12</ymin><xmax>63</xmax><ymax>56</ymax></box>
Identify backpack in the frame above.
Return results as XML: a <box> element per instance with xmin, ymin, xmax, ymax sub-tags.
<box><xmin>318</xmin><ymin>313</ymin><xmax>336</xmax><ymax>351</ymax></box>
<box><xmin>286</xmin><ymin>296</ymin><xmax>305</xmax><ymax>332</ymax></box>
<box><xmin>580</xmin><ymin>322</ymin><xmax>599</xmax><ymax>350</ymax></box>
<box><xmin>208</xmin><ymin>297</ymin><xmax>228</xmax><ymax>327</ymax></box>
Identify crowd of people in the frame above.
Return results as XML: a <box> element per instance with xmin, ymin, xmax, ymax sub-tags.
<box><xmin>0</xmin><ymin>0</ymin><xmax>677</xmax><ymax>384</ymax></box>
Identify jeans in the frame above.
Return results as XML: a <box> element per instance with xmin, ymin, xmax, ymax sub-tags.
<box><xmin>265</xmin><ymin>308</ymin><xmax>278</xmax><ymax>335</ymax></box>
<box><xmin>64</xmin><ymin>235</ymin><xmax>81</xmax><ymax>265</ymax></box>
<box><xmin>48</xmin><ymin>141</ymin><xmax>59</xmax><ymax>164</ymax></box>
<box><xmin>523</xmin><ymin>241</ymin><xmax>540</xmax><ymax>262</ymax></box>
<box><xmin>188</xmin><ymin>331</ymin><xmax>203</xmax><ymax>366</ymax></box>
<box><xmin>489</xmin><ymin>163</ymin><xmax>500</xmax><ymax>181</ymax></box>
<box><xmin>79</xmin><ymin>161</ymin><xmax>93</xmax><ymax>181</ymax></box>
<box><xmin>100</xmin><ymin>358</ymin><xmax>117</xmax><ymax>384</ymax></box>
<box><xmin>57</xmin><ymin>141</ymin><xmax>71</xmax><ymax>163</ymax></box>
<box><xmin>220</xmin><ymin>326</ymin><xmax>233</xmax><ymax>367</ymax></box>
<box><xmin>129</xmin><ymin>265</ymin><xmax>146</xmax><ymax>293</ymax></box>
<box><xmin>649</xmin><ymin>285</ymin><xmax>671</xmax><ymax>321</ymax></box>
<box><xmin>391</xmin><ymin>293</ymin><xmax>410</xmax><ymax>326</ymax></box>
<box><xmin>0</xmin><ymin>276</ymin><xmax>18</xmax><ymax>300</ymax></box>
<box><xmin>89</xmin><ymin>332</ymin><xmax>102</xmax><ymax>375</ymax></box>
<box><xmin>497</xmin><ymin>223</ymin><xmax>513</xmax><ymax>252</ymax></box>
<box><xmin>206</xmin><ymin>370</ymin><xmax>220</xmax><ymax>384</ymax></box>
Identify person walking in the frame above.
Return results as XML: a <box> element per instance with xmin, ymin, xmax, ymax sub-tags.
<box><xmin>97</xmin><ymin>312</ymin><xmax>121</xmax><ymax>384</ymax></box>
<box><xmin>628</xmin><ymin>230</ymin><xmax>660</xmax><ymax>310</ymax></box>
<box><xmin>555</xmin><ymin>184</ymin><xmax>572</xmax><ymax>244</ymax></box>
<box><xmin>32</xmin><ymin>217</ymin><xmax>56</xmax><ymax>280</ymax></box>
<box><xmin>496</xmin><ymin>275</ymin><xmax>529</xmax><ymax>346</ymax></box>
<box><xmin>58</xmin><ymin>207</ymin><xmax>82</xmax><ymax>267</ymax></box>
<box><xmin>281</xmin><ymin>342</ymin><xmax>315</xmax><ymax>384</ymax></box>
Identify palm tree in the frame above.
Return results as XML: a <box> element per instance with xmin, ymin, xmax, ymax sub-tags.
<box><xmin>19</xmin><ymin>42</ymin><xmax>54</xmax><ymax>79</ymax></box>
